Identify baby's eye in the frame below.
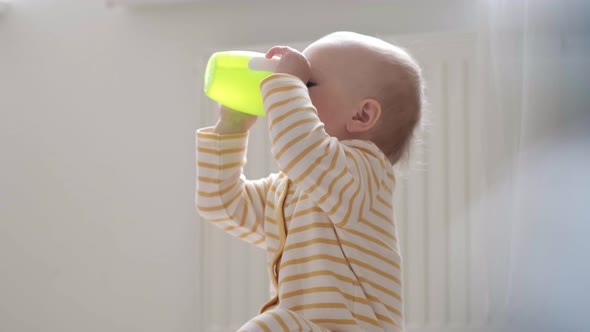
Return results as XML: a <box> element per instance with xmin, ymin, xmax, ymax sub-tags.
<box><xmin>306</xmin><ymin>81</ymin><xmax>317</xmax><ymax>88</ymax></box>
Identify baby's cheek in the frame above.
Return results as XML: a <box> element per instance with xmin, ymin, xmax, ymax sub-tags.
<box><xmin>308</xmin><ymin>92</ymin><xmax>323</xmax><ymax>113</ymax></box>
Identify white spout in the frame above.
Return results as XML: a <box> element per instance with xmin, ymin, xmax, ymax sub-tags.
<box><xmin>248</xmin><ymin>56</ymin><xmax>279</xmax><ymax>73</ymax></box>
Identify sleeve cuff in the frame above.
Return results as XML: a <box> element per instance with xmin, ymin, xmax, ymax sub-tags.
<box><xmin>260</xmin><ymin>73</ymin><xmax>307</xmax><ymax>93</ymax></box>
<box><xmin>196</xmin><ymin>126</ymin><xmax>249</xmax><ymax>149</ymax></box>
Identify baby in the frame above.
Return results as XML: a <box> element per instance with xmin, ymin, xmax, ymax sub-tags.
<box><xmin>196</xmin><ymin>31</ymin><xmax>423</xmax><ymax>331</ymax></box>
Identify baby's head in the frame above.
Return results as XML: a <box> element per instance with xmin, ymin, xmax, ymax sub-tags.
<box><xmin>302</xmin><ymin>32</ymin><xmax>423</xmax><ymax>165</ymax></box>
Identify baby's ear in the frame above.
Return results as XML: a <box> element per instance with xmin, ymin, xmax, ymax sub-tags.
<box><xmin>346</xmin><ymin>99</ymin><xmax>382</xmax><ymax>133</ymax></box>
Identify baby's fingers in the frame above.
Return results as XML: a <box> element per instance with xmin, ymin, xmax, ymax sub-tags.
<box><xmin>265</xmin><ymin>46</ymin><xmax>294</xmax><ymax>59</ymax></box>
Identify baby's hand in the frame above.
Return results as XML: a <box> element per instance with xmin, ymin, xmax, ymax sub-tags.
<box><xmin>265</xmin><ymin>46</ymin><xmax>311</xmax><ymax>84</ymax></box>
<box><xmin>214</xmin><ymin>103</ymin><xmax>257</xmax><ymax>134</ymax></box>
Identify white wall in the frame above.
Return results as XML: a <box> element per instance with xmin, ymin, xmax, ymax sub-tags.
<box><xmin>0</xmin><ymin>1</ymin><xmax>478</xmax><ymax>331</ymax></box>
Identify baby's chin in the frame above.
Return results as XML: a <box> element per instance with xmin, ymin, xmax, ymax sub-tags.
<box><xmin>318</xmin><ymin>121</ymin><xmax>337</xmax><ymax>139</ymax></box>
<box><xmin>325</xmin><ymin>127</ymin><xmax>353</xmax><ymax>141</ymax></box>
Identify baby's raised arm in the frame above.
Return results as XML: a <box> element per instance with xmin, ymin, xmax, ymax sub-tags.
<box><xmin>260</xmin><ymin>47</ymin><xmax>387</xmax><ymax>228</ymax></box>
<box><xmin>195</xmin><ymin>104</ymin><xmax>269</xmax><ymax>248</ymax></box>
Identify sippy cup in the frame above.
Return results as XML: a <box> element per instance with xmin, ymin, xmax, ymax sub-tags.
<box><xmin>204</xmin><ymin>51</ymin><xmax>279</xmax><ymax>116</ymax></box>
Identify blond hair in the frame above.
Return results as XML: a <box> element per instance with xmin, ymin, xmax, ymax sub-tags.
<box><xmin>371</xmin><ymin>46</ymin><xmax>423</xmax><ymax>165</ymax></box>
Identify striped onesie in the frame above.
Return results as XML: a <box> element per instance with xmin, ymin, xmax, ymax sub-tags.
<box><xmin>196</xmin><ymin>74</ymin><xmax>404</xmax><ymax>331</ymax></box>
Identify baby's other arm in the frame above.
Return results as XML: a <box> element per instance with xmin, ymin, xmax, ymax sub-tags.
<box><xmin>196</xmin><ymin>104</ymin><xmax>269</xmax><ymax>248</ymax></box>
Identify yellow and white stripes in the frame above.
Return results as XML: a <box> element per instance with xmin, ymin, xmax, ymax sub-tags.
<box><xmin>196</xmin><ymin>73</ymin><xmax>403</xmax><ymax>331</ymax></box>
<box><xmin>261</xmin><ymin>74</ymin><xmax>388</xmax><ymax>229</ymax></box>
<box><xmin>196</xmin><ymin>129</ymin><xmax>271</xmax><ymax>249</ymax></box>
<box><xmin>238</xmin><ymin>308</ymin><xmax>328</xmax><ymax>332</ymax></box>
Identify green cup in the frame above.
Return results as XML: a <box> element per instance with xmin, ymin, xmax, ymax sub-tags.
<box><xmin>204</xmin><ymin>51</ymin><xmax>278</xmax><ymax>116</ymax></box>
